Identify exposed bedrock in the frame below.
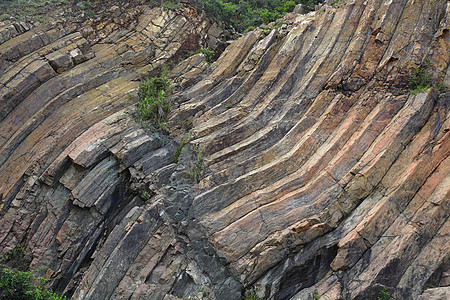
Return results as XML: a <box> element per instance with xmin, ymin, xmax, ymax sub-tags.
<box><xmin>0</xmin><ymin>0</ymin><xmax>449</xmax><ymax>299</ymax></box>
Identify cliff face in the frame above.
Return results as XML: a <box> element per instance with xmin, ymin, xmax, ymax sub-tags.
<box><xmin>0</xmin><ymin>1</ymin><xmax>449</xmax><ymax>299</ymax></box>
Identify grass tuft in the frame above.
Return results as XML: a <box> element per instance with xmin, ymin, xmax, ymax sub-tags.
<box><xmin>408</xmin><ymin>59</ymin><xmax>448</xmax><ymax>94</ymax></box>
<box><xmin>136</xmin><ymin>75</ymin><xmax>171</xmax><ymax>131</ymax></box>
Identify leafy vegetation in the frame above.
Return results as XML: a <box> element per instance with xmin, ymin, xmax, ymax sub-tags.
<box><xmin>408</xmin><ymin>65</ymin><xmax>432</xmax><ymax>94</ymax></box>
<box><xmin>186</xmin><ymin>146</ymin><xmax>204</xmax><ymax>183</ymax></box>
<box><xmin>0</xmin><ymin>0</ymin><xmax>98</xmax><ymax>22</ymax></box>
<box><xmin>188</xmin><ymin>47</ymin><xmax>217</xmax><ymax>64</ymax></box>
<box><xmin>0</xmin><ymin>244</ymin><xmax>29</xmax><ymax>271</ymax></box>
<box><xmin>141</xmin><ymin>191</ymin><xmax>153</xmax><ymax>201</ymax></box>
<box><xmin>189</xmin><ymin>0</ymin><xmax>323</xmax><ymax>32</ymax></box>
<box><xmin>0</xmin><ymin>0</ymin><xmax>74</xmax><ymax>22</ymax></box>
<box><xmin>0</xmin><ymin>267</ymin><xmax>66</xmax><ymax>300</ymax></box>
<box><xmin>79</xmin><ymin>1</ymin><xmax>95</xmax><ymax>17</ymax></box>
<box><xmin>408</xmin><ymin>59</ymin><xmax>448</xmax><ymax>94</ymax></box>
<box><xmin>1</xmin><ymin>0</ymin><xmax>322</xmax><ymax>31</ymax></box>
<box><xmin>377</xmin><ymin>287</ymin><xmax>394</xmax><ymax>300</ymax></box>
<box><xmin>0</xmin><ymin>0</ymin><xmax>41</xmax><ymax>22</ymax></box>
<box><xmin>147</xmin><ymin>0</ymin><xmax>183</xmax><ymax>10</ymax></box>
<box><xmin>0</xmin><ymin>245</ymin><xmax>65</xmax><ymax>300</ymax></box>
<box><xmin>243</xmin><ymin>291</ymin><xmax>263</xmax><ymax>300</ymax></box>
<box><xmin>198</xmin><ymin>47</ymin><xmax>216</xmax><ymax>64</ymax></box>
<box><xmin>136</xmin><ymin>75</ymin><xmax>171</xmax><ymax>131</ymax></box>
<box><xmin>330</xmin><ymin>0</ymin><xmax>347</xmax><ymax>6</ymax></box>
<box><xmin>173</xmin><ymin>137</ymin><xmax>189</xmax><ymax>163</ymax></box>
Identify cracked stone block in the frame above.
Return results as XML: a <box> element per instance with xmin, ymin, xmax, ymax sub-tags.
<box><xmin>47</xmin><ymin>52</ymin><xmax>74</xmax><ymax>73</ymax></box>
<box><xmin>69</xmin><ymin>48</ymin><xmax>87</xmax><ymax>65</ymax></box>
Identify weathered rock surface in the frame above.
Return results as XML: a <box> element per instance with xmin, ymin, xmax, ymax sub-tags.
<box><xmin>0</xmin><ymin>1</ymin><xmax>449</xmax><ymax>299</ymax></box>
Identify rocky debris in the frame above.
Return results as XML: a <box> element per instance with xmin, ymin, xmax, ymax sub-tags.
<box><xmin>0</xmin><ymin>1</ymin><xmax>449</xmax><ymax>300</ymax></box>
<box><xmin>0</xmin><ymin>21</ymin><xmax>32</xmax><ymax>45</ymax></box>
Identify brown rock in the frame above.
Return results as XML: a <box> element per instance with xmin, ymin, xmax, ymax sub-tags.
<box><xmin>0</xmin><ymin>1</ymin><xmax>449</xmax><ymax>300</ymax></box>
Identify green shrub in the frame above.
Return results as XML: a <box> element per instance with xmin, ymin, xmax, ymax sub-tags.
<box><xmin>244</xmin><ymin>25</ymin><xmax>256</xmax><ymax>33</ymax></box>
<box><xmin>258</xmin><ymin>9</ymin><xmax>281</xmax><ymax>24</ymax></box>
<box><xmin>243</xmin><ymin>292</ymin><xmax>263</xmax><ymax>300</ymax></box>
<box><xmin>408</xmin><ymin>66</ymin><xmax>432</xmax><ymax>94</ymax></box>
<box><xmin>1</xmin><ymin>244</ymin><xmax>29</xmax><ymax>271</ymax></box>
<box><xmin>141</xmin><ymin>191</ymin><xmax>153</xmax><ymax>201</ymax></box>
<box><xmin>80</xmin><ymin>1</ymin><xmax>93</xmax><ymax>10</ymax></box>
<box><xmin>377</xmin><ymin>287</ymin><xmax>393</xmax><ymax>300</ymax></box>
<box><xmin>79</xmin><ymin>1</ymin><xmax>95</xmax><ymax>17</ymax></box>
<box><xmin>191</xmin><ymin>0</ymin><xmax>323</xmax><ymax>32</ymax></box>
<box><xmin>148</xmin><ymin>0</ymin><xmax>181</xmax><ymax>10</ymax></box>
<box><xmin>260</xmin><ymin>27</ymin><xmax>272</xmax><ymax>35</ymax></box>
<box><xmin>136</xmin><ymin>75</ymin><xmax>171</xmax><ymax>130</ymax></box>
<box><xmin>330</xmin><ymin>0</ymin><xmax>347</xmax><ymax>6</ymax></box>
<box><xmin>138</xmin><ymin>76</ymin><xmax>170</xmax><ymax>99</ymax></box>
<box><xmin>434</xmin><ymin>81</ymin><xmax>448</xmax><ymax>94</ymax></box>
<box><xmin>408</xmin><ymin>59</ymin><xmax>448</xmax><ymax>94</ymax></box>
<box><xmin>187</xmin><ymin>47</ymin><xmax>217</xmax><ymax>64</ymax></box>
<box><xmin>147</xmin><ymin>0</ymin><xmax>323</xmax><ymax>32</ymax></box>
<box><xmin>0</xmin><ymin>14</ymin><xmax>10</xmax><ymax>22</ymax></box>
<box><xmin>186</xmin><ymin>147</ymin><xmax>204</xmax><ymax>183</ymax></box>
<box><xmin>162</xmin><ymin>0</ymin><xmax>182</xmax><ymax>10</ymax></box>
<box><xmin>273</xmin><ymin>19</ymin><xmax>287</xmax><ymax>28</ymax></box>
<box><xmin>173</xmin><ymin>137</ymin><xmax>189</xmax><ymax>163</ymax></box>
<box><xmin>199</xmin><ymin>47</ymin><xmax>216</xmax><ymax>64</ymax></box>
<box><xmin>0</xmin><ymin>267</ymin><xmax>65</xmax><ymax>300</ymax></box>
<box><xmin>282</xmin><ymin>1</ymin><xmax>297</xmax><ymax>12</ymax></box>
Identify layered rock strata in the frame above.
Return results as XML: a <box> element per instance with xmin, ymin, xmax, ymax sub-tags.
<box><xmin>0</xmin><ymin>0</ymin><xmax>449</xmax><ymax>299</ymax></box>
<box><xmin>0</xmin><ymin>4</ymin><xmax>237</xmax><ymax>299</ymax></box>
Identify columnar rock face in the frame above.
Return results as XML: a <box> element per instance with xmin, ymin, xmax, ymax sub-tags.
<box><xmin>0</xmin><ymin>1</ymin><xmax>449</xmax><ymax>300</ymax></box>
